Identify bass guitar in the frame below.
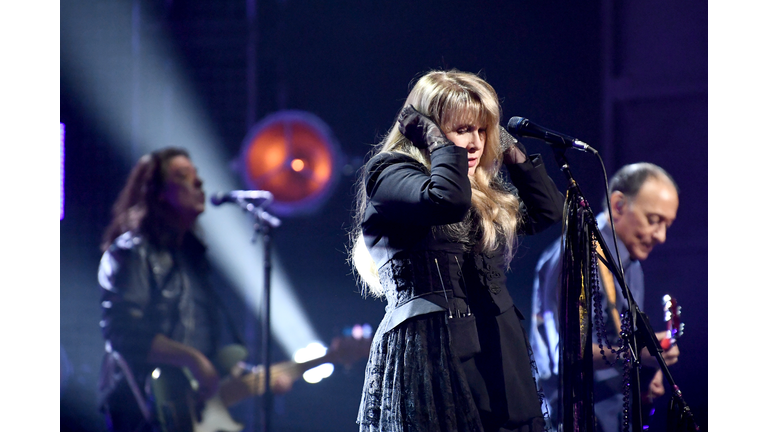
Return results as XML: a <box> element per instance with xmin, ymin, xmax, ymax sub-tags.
<box><xmin>148</xmin><ymin>332</ymin><xmax>371</xmax><ymax>432</ymax></box>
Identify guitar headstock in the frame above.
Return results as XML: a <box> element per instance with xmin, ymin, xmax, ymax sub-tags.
<box><xmin>324</xmin><ymin>324</ymin><xmax>373</xmax><ymax>367</ymax></box>
<box><xmin>661</xmin><ymin>294</ymin><xmax>684</xmax><ymax>350</ymax></box>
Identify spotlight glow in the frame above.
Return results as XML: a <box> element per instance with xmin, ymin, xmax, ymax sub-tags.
<box><xmin>350</xmin><ymin>323</ymin><xmax>372</xmax><ymax>340</ymax></box>
<box><xmin>290</xmin><ymin>158</ymin><xmax>305</xmax><ymax>172</ymax></box>
<box><xmin>302</xmin><ymin>364</ymin><xmax>334</xmax><ymax>384</ymax></box>
<box><xmin>293</xmin><ymin>341</ymin><xmax>327</xmax><ymax>363</ymax></box>
<box><xmin>61</xmin><ymin>0</ymin><xmax>321</xmax><ymax>359</ymax></box>
<box><xmin>293</xmin><ymin>341</ymin><xmax>334</xmax><ymax>384</ymax></box>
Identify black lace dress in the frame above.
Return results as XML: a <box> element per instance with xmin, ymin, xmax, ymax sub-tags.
<box><xmin>357</xmin><ymin>145</ymin><xmax>563</xmax><ymax>432</ymax></box>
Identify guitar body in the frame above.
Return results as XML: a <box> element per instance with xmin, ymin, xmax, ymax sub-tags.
<box><xmin>147</xmin><ymin>335</ymin><xmax>371</xmax><ymax>432</ymax></box>
<box><xmin>149</xmin><ymin>366</ymin><xmax>197</xmax><ymax>432</ymax></box>
<box><xmin>195</xmin><ymin>395</ymin><xmax>244</xmax><ymax>432</ymax></box>
<box><xmin>149</xmin><ymin>366</ymin><xmax>244</xmax><ymax>432</ymax></box>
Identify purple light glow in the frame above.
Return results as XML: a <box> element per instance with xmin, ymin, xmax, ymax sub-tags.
<box><xmin>60</xmin><ymin>123</ymin><xmax>65</xmax><ymax>220</ymax></box>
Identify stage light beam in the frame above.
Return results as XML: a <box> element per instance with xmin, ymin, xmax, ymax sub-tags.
<box><xmin>61</xmin><ymin>0</ymin><xmax>322</xmax><ymax>358</ymax></box>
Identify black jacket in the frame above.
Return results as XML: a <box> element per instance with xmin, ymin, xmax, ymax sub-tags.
<box><xmin>362</xmin><ymin>144</ymin><xmax>564</xmax><ymax>429</ymax></box>
<box><xmin>97</xmin><ymin>231</ymin><xmax>220</xmax><ymax>409</ymax></box>
<box><xmin>363</xmin><ymin>145</ymin><xmax>563</xmax><ymax>332</ymax></box>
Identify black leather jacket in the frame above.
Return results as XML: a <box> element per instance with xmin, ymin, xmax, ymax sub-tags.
<box><xmin>97</xmin><ymin>231</ymin><xmax>219</xmax><ymax>407</ymax></box>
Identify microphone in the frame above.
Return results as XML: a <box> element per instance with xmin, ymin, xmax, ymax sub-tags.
<box><xmin>507</xmin><ymin>116</ymin><xmax>596</xmax><ymax>154</ymax></box>
<box><xmin>210</xmin><ymin>190</ymin><xmax>274</xmax><ymax>206</ymax></box>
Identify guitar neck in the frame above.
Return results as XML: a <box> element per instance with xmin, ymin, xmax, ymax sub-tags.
<box><xmin>218</xmin><ymin>355</ymin><xmax>332</xmax><ymax>407</ymax></box>
<box><xmin>661</xmin><ymin>295</ymin><xmax>683</xmax><ymax>349</ymax></box>
<box><xmin>216</xmin><ymin>333</ymin><xmax>371</xmax><ymax>408</ymax></box>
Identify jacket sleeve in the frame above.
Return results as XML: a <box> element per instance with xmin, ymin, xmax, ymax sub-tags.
<box><xmin>529</xmin><ymin>239</ymin><xmax>565</xmax><ymax>382</ymax></box>
<box><xmin>505</xmin><ymin>154</ymin><xmax>565</xmax><ymax>235</ymax></box>
<box><xmin>98</xmin><ymin>239</ymin><xmax>159</xmax><ymax>365</ymax></box>
<box><xmin>365</xmin><ymin>145</ymin><xmax>472</xmax><ymax>226</ymax></box>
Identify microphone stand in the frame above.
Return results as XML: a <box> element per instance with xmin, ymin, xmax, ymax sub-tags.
<box><xmin>231</xmin><ymin>197</ymin><xmax>281</xmax><ymax>432</ymax></box>
<box><xmin>551</xmin><ymin>148</ymin><xmax>697</xmax><ymax>432</ymax></box>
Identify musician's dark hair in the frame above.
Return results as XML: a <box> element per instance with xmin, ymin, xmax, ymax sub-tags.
<box><xmin>603</xmin><ymin>162</ymin><xmax>679</xmax><ymax>211</ymax></box>
<box><xmin>100</xmin><ymin>147</ymin><xmax>192</xmax><ymax>252</ymax></box>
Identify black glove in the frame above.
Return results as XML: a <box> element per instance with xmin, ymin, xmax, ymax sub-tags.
<box><xmin>500</xmin><ymin>126</ymin><xmax>528</xmax><ymax>164</ymax></box>
<box><xmin>397</xmin><ymin>105</ymin><xmax>453</xmax><ymax>152</ymax></box>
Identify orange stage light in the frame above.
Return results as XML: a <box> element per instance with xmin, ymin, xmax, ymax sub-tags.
<box><xmin>240</xmin><ymin>111</ymin><xmax>340</xmax><ymax>216</ymax></box>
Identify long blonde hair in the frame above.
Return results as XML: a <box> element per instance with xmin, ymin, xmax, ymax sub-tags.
<box><xmin>349</xmin><ymin>70</ymin><xmax>521</xmax><ymax>297</ymax></box>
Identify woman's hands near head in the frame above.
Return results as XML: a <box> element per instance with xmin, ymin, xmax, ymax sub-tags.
<box><xmin>397</xmin><ymin>105</ymin><xmax>452</xmax><ymax>153</ymax></box>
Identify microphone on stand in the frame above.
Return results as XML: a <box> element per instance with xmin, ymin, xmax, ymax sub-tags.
<box><xmin>210</xmin><ymin>190</ymin><xmax>274</xmax><ymax>206</ymax></box>
<box><xmin>507</xmin><ymin>116</ymin><xmax>597</xmax><ymax>154</ymax></box>
<box><xmin>210</xmin><ymin>190</ymin><xmax>281</xmax><ymax>228</ymax></box>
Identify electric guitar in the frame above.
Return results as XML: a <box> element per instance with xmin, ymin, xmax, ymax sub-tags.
<box><xmin>148</xmin><ymin>333</ymin><xmax>372</xmax><ymax>432</ymax></box>
<box><xmin>641</xmin><ymin>295</ymin><xmax>684</xmax><ymax>427</ymax></box>
<box><xmin>660</xmin><ymin>294</ymin><xmax>684</xmax><ymax>350</ymax></box>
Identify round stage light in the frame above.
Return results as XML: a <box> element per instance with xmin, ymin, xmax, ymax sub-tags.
<box><xmin>239</xmin><ymin>111</ymin><xmax>340</xmax><ymax>216</ymax></box>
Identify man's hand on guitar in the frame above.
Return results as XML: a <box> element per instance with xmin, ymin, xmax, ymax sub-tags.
<box><xmin>147</xmin><ymin>334</ymin><xmax>222</xmax><ymax>402</ymax></box>
<box><xmin>187</xmin><ymin>351</ymin><xmax>221</xmax><ymax>402</ymax></box>
<box><xmin>647</xmin><ymin>369</ymin><xmax>665</xmax><ymax>400</ymax></box>
<box><xmin>655</xmin><ymin>330</ymin><xmax>680</xmax><ymax>367</ymax></box>
<box><xmin>640</xmin><ymin>331</ymin><xmax>680</xmax><ymax>368</ymax></box>
<box><xmin>641</xmin><ymin>369</ymin><xmax>666</xmax><ymax>412</ymax></box>
<box><xmin>642</xmin><ymin>296</ymin><xmax>685</xmax><ymax>428</ymax></box>
<box><xmin>272</xmin><ymin>373</ymin><xmax>294</xmax><ymax>394</ymax></box>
